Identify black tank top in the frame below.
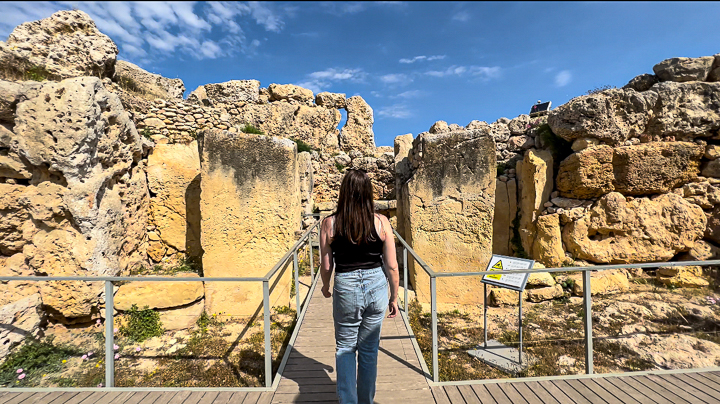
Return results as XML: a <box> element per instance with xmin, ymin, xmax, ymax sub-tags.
<box><xmin>329</xmin><ymin>216</ymin><xmax>384</xmax><ymax>273</ymax></box>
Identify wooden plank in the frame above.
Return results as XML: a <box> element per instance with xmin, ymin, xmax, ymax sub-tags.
<box><xmin>496</xmin><ymin>384</ymin><xmax>528</xmax><ymax>404</ymax></box>
<box><xmin>103</xmin><ymin>392</ymin><xmax>136</xmax><ymax>404</ymax></box>
<box><xmin>604</xmin><ymin>377</ymin><xmax>657</xmax><ymax>404</ymax></box>
<box><xmin>255</xmin><ymin>392</ymin><xmax>274</xmax><ymax>404</ymax></box>
<box><xmin>457</xmin><ymin>385</ymin><xmax>481</xmax><ymax>404</ymax></box>
<box><xmin>468</xmin><ymin>385</ymin><xmax>498</xmax><ymax>404</ymax></box>
<box><xmin>0</xmin><ymin>394</ymin><xmax>24</xmax><ymax>404</ymax></box>
<box><xmin>150</xmin><ymin>391</ymin><xmax>180</xmax><ymax>404</ymax></box>
<box><xmin>183</xmin><ymin>392</ymin><xmax>207</xmax><ymax>404</ymax></box>
<box><xmin>444</xmin><ymin>386</ymin><xmax>467</xmax><ymax>404</ymax></box>
<box><xmin>572</xmin><ymin>379</ymin><xmax>625</xmax><ymax>404</ymax></box>
<box><xmin>62</xmin><ymin>392</ymin><xmax>96</xmax><ymax>404</ymax></box>
<box><xmin>512</xmin><ymin>382</ymin><xmax>545</xmax><ymax>404</ymax></box>
<box><xmin>194</xmin><ymin>392</ymin><xmax>218</xmax><ymax>404</ymax></box>
<box><xmin>241</xmin><ymin>391</ymin><xmax>261</xmax><ymax>404</ymax></box>
<box><xmin>589</xmin><ymin>378</ymin><xmax>641</xmax><ymax>404</ymax></box>
<box><xmin>565</xmin><ymin>379</ymin><xmax>609</xmax><ymax>404</ymax></box>
<box><xmin>207</xmin><ymin>392</ymin><xmax>233</xmax><ymax>404</ymax></box>
<box><xmin>165</xmin><ymin>391</ymin><xmax>191</xmax><ymax>404</ymax></box>
<box><xmin>698</xmin><ymin>371</ymin><xmax>720</xmax><ymax>387</ymax></box>
<box><xmin>430</xmin><ymin>387</ymin><xmax>451</xmax><ymax>404</ymax></box>
<box><xmin>522</xmin><ymin>381</ymin><xmax>560</xmax><ymax>404</ymax></box>
<box><xmin>123</xmin><ymin>392</ymin><xmax>151</xmax><ymax>404</ymax></box>
<box><xmin>675</xmin><ymin>373</ymin><xmax>720</xmax><ymax>402</ymax></box>
<box><xmin>694</xmin><ymin>372</ymin><xmax>720</xmax><ymax>392</ymax></box>
<box><xmin>271</xmin><ymin>392</ymin><xmax>337</xmax><ymax>403</ymax></box>
<box><xmin>551</xmin><ymin>380</ymin><xmax>592</xmax><ymax>404</ymax></box>
<box><xmin>2</xmin><ymin>393</ymin><xmax>50</xmax><ymax>404</ymax></box>
<box><xmin>275</xmin><ymin>383</ymin><xmax>337</xmax><ymax>394</ymax></box>
<box><xmin>634</xmin><ymin>375</ymin><xmax>694</xmax><ymax>404</ymax></box>
<box><xmin>536</xmin><ymin>380</ymin><xmax>575</xmax><ymax>404</ymax></box>
<box><xmin>655</xmin><ymin>374</ymin><xmax>720</xmax><ymax>404</ymax></box>
<box><xmin>484</xmin><ymin>384</ymin><xmax>512</xmax><ymax>404</ymax></box>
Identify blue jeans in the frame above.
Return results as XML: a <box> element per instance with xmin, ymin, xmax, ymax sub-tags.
<box><xmin>333</xmin><ymin>267</ymin><xmax>388</xmax><ymax>404</ymax></box>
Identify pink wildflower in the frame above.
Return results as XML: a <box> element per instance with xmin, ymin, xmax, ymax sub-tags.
<box><xmin>114</xmin><ymin>354</ymin><xmax>120</xmax><ymax>360</ymax></box>
<box><xmin>82</xmin><ymin>355</ymin><xmax>88</xmax><ymax>360</ymax></box>
<box><xmin>16</xmin><ymin>369</ymin><xmax>22</xmax><ymax>374</ymax></box>
<box><xmin>113</xmin><ymin>344</ymin><xmax>119</xmax><ymax>351</ymax></box>
<box><xmin>114</xmin><ymin>328</ymin><xmax>118</xmax><ymax>333</ymax></box>
<box><xmin>18</xmin><ymin>374</ymin><xmax>25</xmax><ymax>380</ymax></box>
<box><xmin>97</xmin><ymin>383</ymin><xmax>103</xmax><ymax>388</ymax></box>
<box><xmin>88</xmin><ymin>352</ymin><xmax>93</xmax><ymax>357</ymax></box>
<box><xmin>135</xmin><ymin>347</ymin><xmax>142</xmax><ymax>352</ymax></box>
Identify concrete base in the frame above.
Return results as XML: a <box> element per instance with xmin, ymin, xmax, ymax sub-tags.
<box><xmin>467</xmin><ymin>339</ymin><xmax>533</xmax><ymax>375</ymax></box>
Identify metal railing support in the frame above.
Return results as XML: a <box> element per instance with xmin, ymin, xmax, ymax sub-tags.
<box><xmin>308</xmin><ymin>234</ymin><xmax>314</xmax><ymax>282</ymax></box>
<box><xmin>104</xmin><ymin>280</ymin><xmax>114</xmax><ymax>388</ymax></box>
<box><xmin>263</xmin><ymin>280</ymin><xmax>272</xmax><ymax>388</ymax></box>
<box><xmin>431</xmin><ymin>276</ymin><xmax>438</xmax><ymax>383</ymax></box>
<box><xmin>403</xmin><ymin>248</ymin><xmax>408</xmax><ymax>313</ymax></box>
<box><xmin>294</xmin><ymin>250</ymin><xmax>300</xmax><ymax>319</ymax></box>
<box><xmin>583</xmin><ymin>270</ymin><xmax>594</xmax><ymax>374</ymax></box>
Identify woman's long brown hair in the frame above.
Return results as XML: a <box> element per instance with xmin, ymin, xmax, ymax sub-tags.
<box><xmin>334</xmin><ymin>169</ymin><xmax>376</xmax><ymax>244</ymax></box>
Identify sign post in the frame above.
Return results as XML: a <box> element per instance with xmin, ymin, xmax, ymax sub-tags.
<box><xmin>470</xmin><ymin>254</ymin><xmax>535</xmax><ymax>373</ymax></box>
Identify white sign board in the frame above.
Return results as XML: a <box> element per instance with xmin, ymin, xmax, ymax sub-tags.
<box><xmin>481</xmin><ymin>254</ymin><xmax>535</xmax><ymax>292</ymax></box>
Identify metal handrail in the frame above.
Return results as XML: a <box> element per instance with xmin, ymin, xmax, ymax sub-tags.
<box><xmin>0</xmin><ymin>220</ymin><xmax>320</xmax><ymax>390</ymax></box>
<box><xmin>392</xmin><ymin>228</ymin><xmax>720</xmax><ymax>384</ymax></box>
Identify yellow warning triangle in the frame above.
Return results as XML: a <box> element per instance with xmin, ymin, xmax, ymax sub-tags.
<box><xmin>492</xmin><ymin>260</ymin><xmax>503</xmax><ymax>270</ymax></box>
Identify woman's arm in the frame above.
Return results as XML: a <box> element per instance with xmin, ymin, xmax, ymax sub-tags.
<box><xmin>379</xmin><ymin>215</ymin><xmax>399</xmax><ymax>317</ymax></box>
<box><xmin>319</xmin><ymin>216</ymin><xmax>334</xmax><ymax>298</ymax></box>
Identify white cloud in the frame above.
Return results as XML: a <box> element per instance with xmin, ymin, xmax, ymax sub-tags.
<box><xmin>380</xmin><ymin>73</ymin><xmax>413</xmax><ymax>85</ymax></box>
<box><xmin>555</xmin><ymin>70</ymin><xmax>572</xmax><ymax>87</ymax></box>
<box><xmin>452</xmin><ymin>11</ymin><xmax>471</xmax><ymax>22</ymax></box>
<box><xmin>425</xmin><ymin>65</ymin><xmax>501</xmax><ymax>80</ymax></box>
<box><xmin>393</xmin><ymin>90</ymin><xmax>425</xmax><ymax>99</ymax></box>
<box><xmin>378</xmin><ymin>104</ymin><xmax>412</xmax><ymax>119</ymax></box>
<box><xmin>1</xmin><ymin>1</ymin><xmax>289</xmax><ymax>63</ymax></box>
<box><xmin>399</xmin><ymin>55</ymin><xmax>445</xmax><ymax>64</ymax></box>
<box><xmin>298</xmin><ymin>67</ymin><xmax>367</xmax><ymax>93</ymax></box>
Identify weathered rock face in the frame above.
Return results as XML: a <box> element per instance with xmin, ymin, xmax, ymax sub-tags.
<box><xmin>563</xmin><ymin>192</ymin><xmax>706</xmax><ymax>263</ymax></box>
<box><xmin>0</xmin><ymin>294</ymin><xmax>42</xmax><ymax>360</ymax></box>
<box><xmin>315</xmin><ymin>92</ymin><xmax>346</xmax><ymax>109</ymax></box>
<box><xmin>517</xmin><ymin>149</ymin><xmax>553</xmax><ymax>254</ymax></box>
<box><xmin>643</xmin><ymin>82</ymin><xmax>720</xmax><ymax>138</ymax></box>
<box><xmin>623</xmin><ymin>74</ymin><xmax>659</xmax><ymax>92</ymax></box>
<box><xmin>570</xmin><ymin>270</ymin><xmax>629</xmax><ymax>296</ymax></box>
<box><xmin>395</xmin><ymin>134</ymin><xmax>414</xmax><ymax>240</ymax></box>
<box><xmin>653</xmin><ymin>56</ymin><xmax>715</xmax><ymax>82</ymax></box>
<box><xmin>114</xmin><ymin>272</ymin><xmax>203</xmax><ymax>311</ymax></box>
<box><xmin>339</xmin><ymin>96</ymin><xmax>375</xmax><ymax>154</ymax></box>
<box><xmin>268</xmin><ymin>84</ymin><xmax>313</xmax><ymax>105</ymax></box>
<box><xmin>198</xmin><ymin>130</ymin><xmax>300</xmax><ymax>316</ymax></box>
<box><xmin>402</xmin><ymin>130</ymin><xmax>495</xmax><ymax>305</ymax></box>
<box><xmin>0</xmin><ymin>10</ymin><xmax>117</xmax><ymax>80</ymax></box>
<box><xmin>188</xmin><ymin>80</ymin><xmax>260</xmax><ymax>106</ymax></box>
<box><xmin>492</xmin><ymin>179</ymin><xmax>517</xmax><ymax>256</ymax></box>
<box><xmin>557</xmin><ymin>142</ymin><xmax>704</xmax><ymax>198</ymax></box>
<box><xmin>532</xmin><ymin>214</ymin><xmax>569</xmax><ymax>267</ymax></box>
<box><xmin>146</xmin><ymin>142</ymin><xmax>202</xmax><ymax>262</ymax></box>
<box><xmin>656</xmin><ymin>265</ymin><xmax>709</xmax><ymax>288</ymax></box>
<box><xmin>113</xmin><ymin>60</ymin><xmax>185</xmax><ymax>100</ymax></box>
<box><xmin>0</xmin><ymin>77</ymin><xmax>148</xmax><ymax>320</ymax></box>
<box><xmin>298</xmin><ymin>151</ymin><xmax>314</xmax><ymax>225</ymax></box>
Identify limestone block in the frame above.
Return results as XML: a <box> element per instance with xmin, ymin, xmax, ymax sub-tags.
<box><xmin>571</xmin><ymin>270</ymin><xmax>629</xmax><ymax>296</ymax></box>
<box><xmin>563</xmin><ymin>192</ymin><xmax>705</xmax><ymax>263</ymax></box>
<box><xmin>557</xmin><ymin>142</ymin><xmax>703</xmax><ymax>198</ymax></box>
<box><xmin>115</xmin><ymin>273</ymin><xmax>203</xmax><ymax>311</ymax></box>
<box><xmin>570</xmin><ymin>137</ymin><xmax>600</xmax><ymax>152</ymax></box>
<box><xmin>677</xmin><ymin>240</ymin><xmax>720</xmax><ymax>262</ymax></box>
<box><xmin>653</xmin><ymin>56</ymin><xmax>715</xmax><ymax>82</ymax></box>
<box><xmin>704</xmin><ymin>205</ymin><xmax>720</xmax><ymax>245</ymax></box>
<box><xmin>489</xmin><ymin>288</ymin><xmax>524</xmax><ymax>306</ymax></box>
<box><xmin>403</xmin><ymin>130</ymin><xmax>495</xmax><ymax>305</ymax></box>
<box><xmin>508</xmin><ymin>114</ymin><xmax>531</xmax><ymax>135</ymax></box>
<box><xmin>147</xmin><ymin>142</ymin><xmax>201</xmax><ymax>259</ymax></box>
<box><xmin>429</xmin><ymin>121</ymin><xmax>449</xmax><ymax>134</ymax></box>
<box><xmin>517</xmin><ymin>149</ymin><xmax>553</xmax><ymax>254</ymax></box>
<box><xmin>492</xmin><ymin>179</ymin><xmax>511</xmax><ymax>255</ymax></box>
<box><xmin>0</xmin><ymin>254</ymin><xmax>39</xmax><ymax>305</ymax></box>
<box><xmin>623</xmin><ymin>74</ymin><xmax>659</xmax><ymax>92</ymax></box>
<box><xmin>644</xmin><ymin>82</ymin><xmax>720</xmax><ymax>138</ymax></box>
<box><xmin>298</xmin><ymin>151</ymin><xmax>314</xmax><ymax>215</ymax></box>
<box><xmin>701</xmin><ymin>159</ymin><xmax>720</xmax><ymax>178</ymax></box>
<box><xmin>195</xmin><ymin>80</ymin><xmax>260</xmax><ymax>105</ymax></box>
<box><xmin>2</xmin><ymin>10</ymin><xmax>117</xmax><ymax>79</ymax></box>
<box><xmin>113</xmin><ymin>60</ymin><xmax>185</xmax><ymax>100</ymax></box>
<box><xmin>705</xmin><ymin>145</ymin><xmax>720</xmax><ymax>160</ymax></box>
<box><xmin>709</xmin><ymin>54</ymin><xmax>720</xmax><ymax>82</ymax></box>
<box><xmin>292</xmin><ymin>105</ymin><xmax>341</xmax><ymax>150</ymax></box>
<box><xmin>0</xmin><ymin>294</ymin><xmax>42</xmax><ymax>360</ymax></box>
<box><xmin>395</xmin><ymin>133</ymin><xmax>414</xmax><ymax>240</ymax></box>
<box><xmin>657</xmin><ymin>268</ymin><xmax>709</xmax><ymax>288</ymax></box>
<box><xmin>158</xmin><ymin>299</ymin><xmax>205</xmax><ymax>331</ymax></box>
<box><xmin>339</xmin><ymin>96</ymin><xmax>375</xmax><ymax>154</ymax></box>
<box><xmin>198</xmin><ymin>130</ymin><xmax>300</xmax><ymax>316</ymax></box>
<box><xmin>268</xmin><ymin>83</ymin><xmax>314</xmax><ymax>104</ymax></box>
<box><xmin>527</xmin><ymin>285</ymin><xmax>563</xmax><ymax>302</ymax></box>
<box><xmin>532</xmin><ymin>214</ymin><xmax>569</xmax><ymax>268</ymax></box>
<box><xmin>315</xmin><ymin>92</ymin><xmax>346</xmax><ymax>109</ymax></box>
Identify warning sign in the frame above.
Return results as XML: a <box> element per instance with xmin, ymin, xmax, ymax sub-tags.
<box><xmin>481</xmin><ymin>255</ymin><xmax>535</xmax><ymax>291</ymax></box>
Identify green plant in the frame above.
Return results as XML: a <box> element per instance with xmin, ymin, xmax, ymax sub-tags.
<box><xmin>140</xmin><ymin>128</ymin><xmax>153</xmax><ymax>140</ymax></box>
<box><xmin>292</xmin><ymin>138</ymin><xmax>313</xmax><ymax>153</ymax></box>
<box><xmin>560</xmin><ymin>278</ymin><xmax>576</xmax><ymax>291</ymax></box>
<box><xmin>335</xmin><ymin>162</ymin><xmax>345</xmax><ymax>172</ymax></box>
<box><xmin>290</xmin><ymin>279</ymin><xmax>296</xmax><ymax>299</ymax></box>
<box><xmin>188</xmin><ymin>129</ymin><xmax>197</xmax><ymax>140</ymax></box>
<box><xmin>240</xmin><ymin>124</ymin><xmax>264</xmax><ymax>135</ymax></box>
<box><xmin>496</xmin><ymin>162</ymin><xmax>509</xmax><ymax>176</ymax></box>
<box><xmin>115</xmin><ymin>74</ymin><xmax>143</xmax><ymax>93</ymax></box>
<box><xmin>585</xmin><ymin>85</ymin><xmax>616</xmax><ymax>95</ymax></box>
<box><xmin>196</xmin><ymin>310</ymin><xmax>225</xmax><ymax>335</ymax></box>
<box><xmin>25</xmin><ymin>66</ymin><xmax>50</xmax><ymax>82</ymax></box>
<box><xmin>119</xmin><ymin>304</ymin><xmax>164</xmax><ymax>343</ymax></box>
<box><xmin>0</xmin><ymin>336</ymin><xmax>81</xmax><ymax>386</ymax></box>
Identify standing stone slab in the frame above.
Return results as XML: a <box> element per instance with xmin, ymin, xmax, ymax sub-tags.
<box><xmin>403</xmin><ymin>130</ymin><xmax>495</xmax><ymax>305</ymax></box>
<box><xmin>198</xmin><ymin>130</ymin><xmax>300</xmax><ymax>316</ymax></box>
<box><xmin>517</xmin><ymin>149</ymin><xmax>553</xmax><ymax>255</ymax></box>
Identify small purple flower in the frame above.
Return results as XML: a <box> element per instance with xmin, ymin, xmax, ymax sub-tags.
<box><xmin>114</xmin><ymin>328</ymin><xmax>118</xmax><ymax>334</ymax></box>
<box><xmin>135</xmin><ymin>347</ymin><xmax>142</xmax><ymax>352</ymax></box>
<box><xmin>82</xmin><ymin>354</ymin><xmax>88</xmax><ymax>360</ymax></box>
<box><xmin>18</xmin><ymin>374</ymin><xmax>25</xmax><ymax>380</ymax></box>
<box><xmin>97</xmin><ymin>383</ymin><xmax>103</xmax><ymax>388</ymax></box>
<box><xmin>16</xmin><ymin>369</ymin><xmax>22</xmax><ymax>374</ymax></box>
<box><xmin>114</xmin><ymin>354</ymin><xmax>120</xmax><ymax>360</ymax></box>
<box><xmin>113</xmin><ymin>344</ymin><xmax>119</xmax><ymax>351</ymax></box>
<box><xmin>88</xmin><ymin>352</ymin><xmax>93</xmax><ymax>357</ymax></box>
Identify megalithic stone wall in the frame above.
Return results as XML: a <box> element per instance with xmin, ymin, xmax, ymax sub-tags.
<box><xmin>401</xmin><ymin>130</ymin><xmax>496</xmax><ymax>305</ymax></box>
<box><xmin>198</xmin><ymin>129</ymin><xmax>300</xmax><ymax>317</ymax></box>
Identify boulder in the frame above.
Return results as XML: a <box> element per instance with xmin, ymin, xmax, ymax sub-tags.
<box><xmin>401</xmin><ymin>130</ymin><xmax>495</xmax><ymax>305</ymax></box>
<box><xmin>298</xmin><ymin>151</ymin><xmax>314</xmax><ymax>217</ymax></box>
<box><xmin>268</xmin><ymin>83</ymin><xmax>314</xmax><ymax>104</ymax></box>
<box><xmin>708</xmin><ymin>54</ymin><xmax>720</xmax><ymax>82</ymax></box>
<box><xmin>190</xmin><ymin>80</ymin><xmax>260</xmax><ymax>106</ymax></box>
<box><xmin>705</xmin><ymin>144</ymin><xmax>720</xmax><ymax>160</ymax></box>
<box><xmin>158</xmin><ymin>299</ymin><xmax>205</xmax><ymax>331</ymax></box>
<box><xmin>0</xmin><ymin>10</ymin><xmax>118</xmax><ymax>80</ymax></box>
<box><xmin>292</xmin><ymin>105</ymin><xmax>341</xmax><ymax>150</ymax></box>
<box><xmin>653</xmin><ymin>56</ymin><xmax>715</xmax><ymax>82</ymax></box>
<box><xmin>394</xmin><ymin>133</ymin><xmax>414</xmax><ymax>240</ymax></box>
<box><xmin>508</xmin><ymin>114</ymin><xmax>531</xmax><ymax>135</ymax></box>
<box><xmin>517</xmin><ymin>149</ymin><xmax>553</xmax><ymax>254</ymax></box>
<box><xmin>681</xmin><ymin>181</ymin><xmax>720</xmax><ymax>209</ymax></box>
<box><xmin>563</xmin><ymin>192</ymin><xmax>706</xmax><ymax>263</ymax></box>
<box><xmin>339</xmin><ymin>96</ymin><xmax>375</xmax><ymax>154</ymax></box>
<box><xmin>492</xmin><ymin>179</ymin><xmax>512</xmax><ymax>255</ymax></box>
<box><xmin>0</xmin><ymin>254</ymin><xmax>39</xmax><ymax>305</ymax></box>
<box><xmin>527</xmin><ymin>285</ymin><xmax>564</xmax><ymax>302</ymax></box>
<box><xmin>146</xmin><ymin>142</ymin><xmax>201</xmax><ymax>260</ymax></box>
<box><xmin>115</xmin><ymin>273</ymin><xmax>204</xmax><ymax>311</ymax></box>
<box><xmin>507</xmin><ymin>135</ymin><xmax>534</xmax><ymax>151</ymax></box>
<box><xmin>5</xmin><ymin>77</ymin><xmax>147</xmax><ymax>319</ymax></box>
<box><xmin>465</xmin><ymin>120</ymin><xmax>489</xmax><ymax>131</ymax></box>
<box><xmin>623</xmin><ymin>74</ymin><xmax>659</xmax><ymax>92</ymax></box>
<box><xmin>532</xmin><ymin>214</ymin><xmax>569</xmax><ymax>268</ymax></box>
<box><xmin>610</xmin><ymin>333</ymin><xmax>720</xmax><ymax>369</ymax></box>
<box><xmin>198</xmin><ymin>129</ymin><xmax>300</xmax><ymax>315</ymax></box>
<box><xmin>0</xmin><ymin>294</ymin><xmax>43</xmax><ymax>360</ymax></box>
<box><xmin>489</xmin><ymin>122</ymin><xmax>510</xmax><ymax>143</ymax></box>
<box><xmin>489</xmin><ymin>288</ymin><xmax>524</xmax><ymax>306</ymax></box>
<box><xmin>570</xmin><ymin>137</ymin><xmax>600</xmax><ymax>152</ymax></box>
<box><xmin>113</xmin><ymin>60</ymin><xmax>185</xmax><ymax>100</ymax></box>
<box><xmin>315</xmin><ymin>92</ymin><xmax>346</xmax><ymax>109</ymax></box>
<box><xmin>571</xmin><ymin>270</ymin><xmax>630</xmax><ymax>296</ymax></box>
<box><xmin>676</xmin><ymin>240</ymin><xmax>720</xmax><ymax>261</ymax></box>
<box><xmin>703</xmin><ymin>205</ymin><xmax>720</xmax><ymax>245</ymax></box>
<box><xmin>429</xmin><ymin>121</ymin><xmax>449</xmax><ymax>134</ymax></box>
<box><xmin>557</xmin><ymin>142</ymin><xmax>703</xmax><ymax>198</ymax></box>
<box><xmin>702</xmin><ymin>159</ymin><xmax>720</xmax><ymax>178</ymax></box>
<box><xmin>644</xmin><ymin>82</ymin><xmax>720</xmax><ymax>138</ymax></box>
<box><xmin>656</xmin><ymin>266</ymin><xmax>709</xmax><ymax>288</ymax></box>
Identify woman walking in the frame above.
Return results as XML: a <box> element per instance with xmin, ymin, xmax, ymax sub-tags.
<box><xmin>319</xmin><ymin>169</ymin><xmax>400</xmax><ymax>404</ymax></box>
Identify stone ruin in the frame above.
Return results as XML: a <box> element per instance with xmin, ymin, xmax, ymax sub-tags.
<box><xmin>0</xmin><ymin>9</ymin><xmax>719</xmax><ymax>362</ymax></box>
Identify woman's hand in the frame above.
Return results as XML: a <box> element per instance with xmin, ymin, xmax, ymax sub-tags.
<box><xmin>321</xmin><ymin>285</ymin><xmax>332</xmax><ymax>298</ymax></box>
<box><xmin>387</xmin><ymin>300</ymin><xmax>398</xmax><ymax>318</ymax></box>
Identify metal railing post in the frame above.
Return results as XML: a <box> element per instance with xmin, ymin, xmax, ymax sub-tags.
<box><xmin>583</xmin><ymin>270</ymin><xmax>594</xmax><ymax>374</ymax></box>
<box><xmin>104</xmin><ymin>280</ymin><xmax>114</xmax><ymax>388</ymax></box>
<box><xmin>430</xmin><ymin>276</ymin><xmax>438</xmax><ymax>383</ymax></box>
<box><xmin>263</xmin><ymin>280</ymin><xmax>272</xmax><ymax>388</ymax></box>
<box><xmin>308</xmin><ymin>234</ymin><xmax>314</xmax><ymax>282</ymax></box>
<box><xmin>294</xmin><ymin>250</ymin><xmax>300</xmax><ymax>318</ymax></box>
<box><xmin>403</xmin><ymin>248</ymin><xmax>408</xmax><ymax>313</ymax></box>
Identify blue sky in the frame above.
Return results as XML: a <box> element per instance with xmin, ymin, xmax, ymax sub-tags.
<box><xmin>2</xmin><ymin>2</ymin><xmax>718</xmax><ymax>147</ymax></box>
